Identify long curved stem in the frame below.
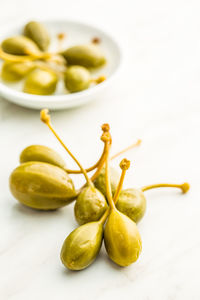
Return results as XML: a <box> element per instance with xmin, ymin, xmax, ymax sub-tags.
<box><xmin>65</xmin><ymin>139</ymin><xmax>141</xmax><ymax>174</ymax></box>
<box><xmin>141</xmin><ymin>182</ymin><xmax>190</xmax><ymax>193</ymax></box>
<box><xmin>69</xmin><ymin>131</ymin><xmax>112</xmax><ymax>197</ymax></box>
<box><xmin>40</xmin><ymin>109</ymin><xmax>93</xmax><ymax>188</ymax></box>
<box><xmin>111</xmin><ymin>139</ymin><xmax>141</xmax><ymax>160</ymax></box>
<box><xmin>105</xmin><ymin>141</ymin><xmax>115</xmax><ymax>210</ymax></box>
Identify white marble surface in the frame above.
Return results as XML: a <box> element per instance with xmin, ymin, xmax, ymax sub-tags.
<box><xmin>0</xmin><ymin>1</ymin><xmax>200</xmax><ymax>299</ymax></box>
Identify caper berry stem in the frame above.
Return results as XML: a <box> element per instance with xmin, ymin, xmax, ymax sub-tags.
<box><xmin>91</xmin><ymin>75</ymin><xmax>106</xmax><ymax>84</ymax></box>
<box><xmin>63</xmin><ymin>128</ymin><xmax>112</xmax><ymax>197</ymax></box>
<box><xmin>141</xmin><ymin>182</ymin><xmax>190</xmax><ymax>193</ymax></box>
<box><xmin>24</xmin><ymin>49</ymin><xmax>51</xmax><ymax>60</ymax></box>
<box><xmin>111</xmin><ymin>139</ymin><xmax>141</xmax><ymax>160</ymax></box>
<box><xmin>0</xmin><ymin>47</ymin><xmax>65</xmax><ymax>65</ymax></box>
<box><xmin>89</xmin><ymin>139</ymin><xmax>111</xmax><ymax>183</ymax></box>
<box><xmin>104</xmin><ymin>133</ymin><xmax>115</xmax><ymax>210</ymax></box>
<box><xmin>40</xmin><ymin>109</ymin><xmax>93</xmax><ymax>188</ymax></box>
<box><xmin>113</xmin><ymin>159</ymin><xmax>130</xmax><ymax>203</ymax></box>
<box><xmin>0</xmin><ymin>47</ymin><xmax>38</xmax><ymax>62</ymax></box>
<box><xmin>98</xmin><ymin>208</ymin><xmax>110</xmax><ymax>225</ymax></box>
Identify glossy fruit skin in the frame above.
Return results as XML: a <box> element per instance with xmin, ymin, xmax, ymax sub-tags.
<box><xmin>9</xmin><ymin>161</ymin><xmax>76</xmax><ymax>210</ymax></box>
<box><xmin>1</xmin><ymin>35</ymin><xmax>40</xmax><ymax>55</ymax></box>
<box><xmin>20</xmin><ymin>145</ymin><xmax>66</xmax><ymax>169</ymax></box>
<box><xmin>104</xmin><ymin>209</ymin><xmax>142</xmax><ymax>267</ymax></box>
<box><xmin>64</xmin><ymin>65</ymin><xmax>91</xmax><ymax>93</ymax></box>
<box><xmin>24</xmin><ymin>21</ymin><xmax>50</xmax><ymax>51</ymax></box>
<box><xmin>60</xmin><ymin>222</ymin><xmax>103</xmax><ymax>270</ymax></box>
<box><xmin>62</xmin><ymin>44</ymin><xmax>106</xmax><ymax>68</ymax></box>
<box><xmin>23</xmin><ymin>68</ymin><xmax>58</xmax><ymax>95</ymax></box>
<box><xmin>94</xmin><ymin>166</ymin><xmax>120</xmax><ymax>197</ymax></box>
<box><xmin>116</xmin><ymin>189</ymin><xmax>146</xmax><ymax>223</ymax></box>
<box><xmin>74</xmin><ymin>186</ymin><xmax>108</xmax><ymax>225</ymax></box>
<box><xmin>1</xmin><ymin>61</ymin><xmax>35</xmax><ymax>82</ymax></box>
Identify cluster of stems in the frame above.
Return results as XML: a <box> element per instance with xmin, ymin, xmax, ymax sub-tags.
<box><xmin>40</xmin><ymin>109</ymin><xmax>189</xmax><ymax>200</ymax></box>
<box><xmin>40</xmin><ymin>108</ymin><xmax>189</xmax><ymax>227</ymax></box>
<box><xmin>40</xmin><ymin>109</ymin><xmax>141</xmax><ymax>196</ymax></box>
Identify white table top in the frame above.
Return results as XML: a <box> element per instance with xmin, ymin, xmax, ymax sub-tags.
<box><xmin>0</xmin><ymin>1</ymin><xmax>200</xmax><ymax>299</ymax></box>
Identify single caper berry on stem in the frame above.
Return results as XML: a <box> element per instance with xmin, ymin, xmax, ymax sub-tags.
<box><xmin>60</xmin><ymin>221</ymin><xmax>104</xmax><ymax>271</ymax></box>
<box><xmin>9</xmin><ymin>161</ymin><xmax>76</xmax><ymax>210</ymax></box>
<box><xmin>60</xmin><ymin>133</ymin><xmax>113</xmax><ymax>270</ymax></box>
<box><xmin>116</xmin><ymin>182</ymin><xmax>190</xmax><ymax>223</ymax></box>
<box><xmin>1</xmin><ymin>36</ymin><xmax>41</xmax><ymax>56</ymax></box>
<box><xmin>24</xmin><ymin>68</ymin><xmax>58</xmax><ymax>95</ymax></box>
<box><xmin>40</xmin><ymin>109</ymin><xmax>108</xmax><ymax>223</ymax></box>
<box><xmin>103</xmin><ymin>149</ymin><xmax>142</xmax><ymax>266</ymax></box>
<box><xmin>1</xmin><ymin>61</ymin><xmax>35</xmax><ymax>82</ymax></box>
<box><xmin>61</xmin><ymin>205</ymin><xmax>110</xmax><ymax>271</ymax></box>
<box><xmin>116</xmin><ymin>189</ymin><xmax>146</xmax><ymax>223</ymax></box>
<box><xmin>62</xmin><ymin>44</ymin><xmax>106</xmax><ymax>68</ymax></box>
<box><xmin>74</xmin><ymin>185</ymin><xmax>108</xmax><ymax>225</ymax></box>
<box><xmin>19</xmin><ymin>145</ymin><xmax>66</xmax><ymax>169</ymax></box>
<box><xmin>24</xmin><ymin>21</ymin><xmax>50</xmax><ymax>51</ymax></box>
<box><xmin>64</xmin><ymin>65</ymin><xmax>91</xmax><ymax>93</ymax></box>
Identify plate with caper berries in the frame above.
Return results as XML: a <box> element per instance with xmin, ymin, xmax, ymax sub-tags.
<box><xmin>0</xmin><ymin>20</ymin><xmax>122</xmax><ymax>109</ymax></box>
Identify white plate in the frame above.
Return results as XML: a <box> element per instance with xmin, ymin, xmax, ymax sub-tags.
<box><xmin>0</xmin><ymin>19</ymin><xmax>122</xmax><ymax>110</ymax></box>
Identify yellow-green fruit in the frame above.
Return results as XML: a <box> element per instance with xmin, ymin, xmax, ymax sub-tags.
<box><xmin>94</xmin><ymin>166</ymin><xmax>120</xmax><ymax>197</ymax></box>
<box><xmin>64</xmin><ymin>65</ymin><xmax>91</xmax><ymax>93</ymax></box>
<box><xmin>62</xmin><ymin>44</ymin><xmax>106</xmax><ymax>68</ymax></box>
<box><xmin>1</xmin><ymin>35</ymin><xmax>41</xmax><ymax>55</ymax></box>
<box><xmin>74</xmin><ymin>186</ymin><xmax>108</xmax><ymax>225</ymax></box>
<box><xmin>1</xmin><ymin>61</ymin><xmax>35</xmax><ymax>82</ymax></box>
<box><xmin>20</xmin><ymin>145</ymin><xmax>66</xmax><ymax>169</ymax></box>
<box><xmin>24</xmin><ymin>21</ymin><xmax>50</xmax><ymax>51</ymax></box>
<box><xmin>104</xmin><ymin>209</ymin><xmax>142</xmax><ymax>267</ymax></box>
<box><xmin>23</xmin><ymin>68</ymin><xmax>58</xmax><ymax>95</ymax></box>
<box><xmin>60</xmin><ymin>222</ymin><xmax>103</xmax><ymax>270</ymax></box>
<box><xmin>116</xmin><ymin>189</ymin><xmax>146</xmax><ymax>223</ymax></box>
<box><xmin>9</xmin><ymin>161</ymin><xmax>76</xmax><ymax>210</ymax></box>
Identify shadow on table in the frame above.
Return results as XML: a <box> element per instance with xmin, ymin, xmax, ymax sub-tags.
<box><xmin>11</xmin><ymin>202</ymin><xmax>74</xmax><ymax>224</ymax></box>
<box><xmin>0</xmin><ymin>94</ymin><xmax>101</xmax><ymax>120</ymax></box>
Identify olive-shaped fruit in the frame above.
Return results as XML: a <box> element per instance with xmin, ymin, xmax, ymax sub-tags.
<box><xmin>20</xmin><ymin>145</ymin><xmax>66</xmax><ymax>169</ymax></box>
<box><xmin>104</xmin><ymin>209</ymin><xmax>142</xmax><ymax>267</ymax></box>
<box><xmin>60</xmin><ymin>221</ymin><xmax>103</xmax><ymax>270</ymax></box>
<box><xmin>9</xmin><ymin>161</ymin><xmax>76</xmax><ymax>210</ymax></box>
<box><xmin>62</xmin><ymin>44</ymin><xmax>106</xmax><ymax>68</ymax></box>
<box><xmin>23</xmin><ymin>68</ymin><xmax>58</xmax><ymax>95</ymax></box>
<box><xmin>74</xmin><ymin>186</ymin><xmax>108</xmax><ymax>225</ymax></box>
<box><xmin>1</xmin><ymin>35</ymin><xmax>41</xmax><ymax>55</ymax></box>
<box><xmin>94</xmin><ymin>166</ymin><xmax>120</xmax><ymax>197</ymax></box>
<box><xmin>1</xmin><ymin>61</ymin><xmax>35</xmax><ymax>82</ymax></box>
<box><xmin>116</xmin><ymin>189</ymin><xmax>146</xmax><ymax>223</ymax></box>
<box><xmin>24</xmin><ymin>21</ymin><xmax>50</xmax><ymax>51</ymax></box>
<box><xmin>64</xmin><ymin>66</ymin><xmax>91</xmax><ymax>93</ymax></box>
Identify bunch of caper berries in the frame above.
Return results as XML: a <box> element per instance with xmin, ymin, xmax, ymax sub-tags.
<box><xmin>9</xmin><ymin>109</ymin><xmax>190</xmax><ymax>270</ymax></box>
<box><xmin>0</xmin><ymin>21</ymin><xmax>106</xmax><ymax>95</ymax></box>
